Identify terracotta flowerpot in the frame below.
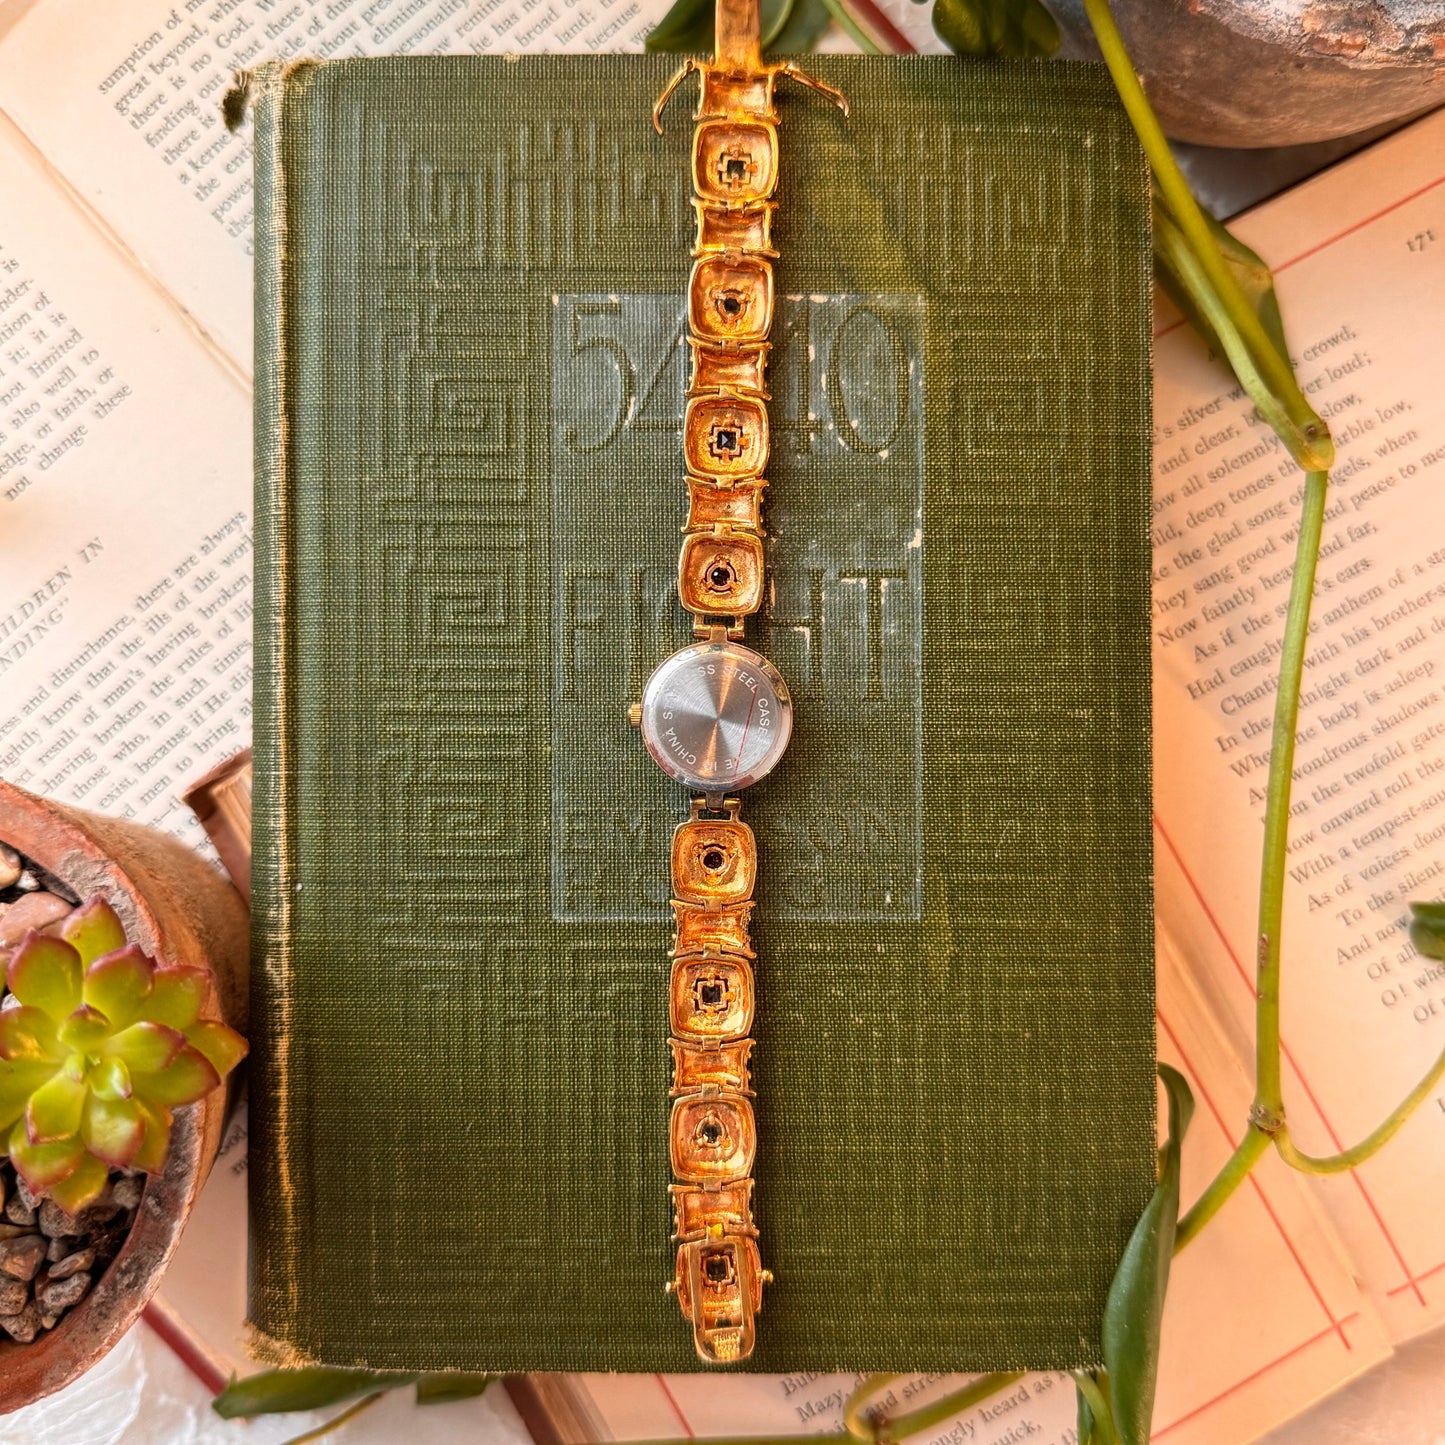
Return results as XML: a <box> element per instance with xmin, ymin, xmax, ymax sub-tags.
<box><xmin>1052</xmin><ymin>0</ymin><xmax>1445</xmax><ymax>147</ymax></box>
<box><xmin>0</xmin><ymin>780</ymin><xmax>248</xmax><ymax>1413</ymax></box>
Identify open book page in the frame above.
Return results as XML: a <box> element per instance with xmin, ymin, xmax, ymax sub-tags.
<box><xmin>1151</xmin><ymin>889</ymin><xmax>1393</xmax><ymax>1444</ymax></box>
<box><xmin>0</xmin><ymin>104</ymin><xmax>257</xmax><ymax>1409</ymax></box>
<box><xmin>1150</xmin><ymin>107</ymin><xmax>1445</xmax><ymax>1342</ymax></box>
<box><xmin>582</xmin><ymin>1368</ymin><xmax>1080</xmax><ymax>1444</ymax></box>
<box><xmin>144</xmin><ymin>1094</ymin><xmax>252</xmax><ymax>1386</ymax></box>
<box><xmin>0</xmin><ymin>0</ymin><xmax>661</xmax><ymax>373</ymax></box>
<box><xmin>0</xmin><ymin>110</ymin><xmax>252</xmax><ymax>853</ymax></box>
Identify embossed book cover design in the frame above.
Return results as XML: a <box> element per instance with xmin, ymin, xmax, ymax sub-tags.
<box><xmin>250</xmin><ymin>54</ymin><xmax>1155</xmax><ymax>1372</ymax></box>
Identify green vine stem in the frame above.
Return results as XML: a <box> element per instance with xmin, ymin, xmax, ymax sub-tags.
<box><xmin>609</xmin><ymin>1438</ymin><xmax>847</xmax><ymax>1444</ymax></box>
<box><xmin>844</xmin><ymin>1371</ymin><xmax>1028</xmax><ymax>1442</ymax></box>
<box><xmin>1078</xmin><ymin>0</ymin><xmax>1331</xmax><ymax>474</ymax></box>
<box><xmin>1249</xmin><ymin>473</ymin><xmax>1445</xmax><ymax>1167</ymax></box>
<box><xmin>843</xmin><ymin>1374</ymin><xmax>898</xmax><ymax>1440</ymax></box>
<box><xmin>1071</xmin><ymin>1371</ymin><xmax>1118</xmax><ymax>1445</ymax></box>
<box><xmin>817</xmin><ymin>0</ymin><xmax>883</xmax><ymax>51</ymax></box>
<box><xmin>1251</xmin><ymin>469</ymin><xmax>1329</xmax><ymax>1115</ymax></box>
<box><xmin>1174</xmin><ymin>1128</ymin><xmax>1268</xmax><ymax>1251</ymax></box>
<box><xmin>277</xmin><ymin>1394</ymin><xmax>384</xmax><ymax>1445</ymax></box>
<box><xmin>874</xmin><ymin>1372</ymin><xmax>1027</xmax><ymax>1439</ymax></box>
<box><xmin>1273</xmin><ymin>1042</ymin><xmax>1445</xmax><ymax>1173</ymax></box>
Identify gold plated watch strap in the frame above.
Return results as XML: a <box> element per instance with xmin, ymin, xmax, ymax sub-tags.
<box><xmin>665</xmin><ymin>795</ymin><xmax>769</xmax><ymax>1363</ymax></box>
<box><xmin>665</xmin><ymin>23</ymin><xmax>843</xmax><ymax>646</ymax></box>
<box><xmin>654</xmin><ymin>0</ymin><xmax>844</xmax><ymax>1366</ymax></box>
<box><xmin>678</xmin><ymin>64</ymin><xmax>779</xmax><ymax>641</ymax></box>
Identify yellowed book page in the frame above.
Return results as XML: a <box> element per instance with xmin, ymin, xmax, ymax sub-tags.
<box><xmin>147</xmin><ymin>1094</ymin><xmax>253</xmax><ymax>1381</ymax></box>
<box><xmin>581</xmin><ymin>1369</ymin><xmax>1082</xmax><ymax>1443</ymax></box>
<box><xmin>1151</xmin><ymin>108</ymin><xmax>1445</xmax><ymax>1342</ymax></box>
<box><xmin>1153</xmin><ymin>884</ymin><xmax>1393</xmax><ymax>1445</ymax></box>
<box><xmin>0</xmin><ymin>0</ymin><xmax>661</xmax><ymax>373</ymax></box>
<box><xmin>0</xmin><ymin>112</ymin><xmax>251</xmax><ymax>849</ymax></box>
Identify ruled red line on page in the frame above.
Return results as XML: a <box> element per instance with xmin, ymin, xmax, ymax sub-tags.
<box><xmin>655</xmin><ymin>1375</ymin><xmax>697</xmax><ymax>1439</ymax></box>
<box><xmin>1273</xmin><ymin>171</ymin><xmax>1445</xmax><ymax>275</ymax></box>
<box><xmin>141</xmin><ymin>1300</ymin><xmax>230</xmax><ymax>1398</ymax></box>
<box><xmin>1153</xmin><ymin>816</ymin><xmax>1427</xmax><ymax>1307</ymax></box>
<box><xmin>1152</xmin><ymin>167</ymin><xmax>1445</xmax><ymax>340</ymax></box>
<box><xmin>842</xmin><ymin>0</ymin><xmax>917</xmax><ymax>55</ymax></box>
<box><xmin>1387</xmin><ymin>1258</ymin><xmax>1445</xmax><ymax>1299</ymax></box>
<box><xmin>1156</xmin><ymin>1008</ymin><xmax>1346</xmax><ymax>1347</ymax></box>
<box><xmin>1153</xmin><ymin>1313</ymin><xmax>1359</xmax><ymax>1439</ymax></box>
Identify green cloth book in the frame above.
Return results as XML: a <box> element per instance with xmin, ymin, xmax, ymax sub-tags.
<box><xmin>249</xmin><ymin>52</ymin><xmax>1155</xmax><ymax>1374</ymax></box>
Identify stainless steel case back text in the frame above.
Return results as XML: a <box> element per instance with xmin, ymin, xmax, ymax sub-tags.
<box><xmin>640</xmin><ymin>641</ymin><xmax>793</xmax><ymax>792</ymax></box>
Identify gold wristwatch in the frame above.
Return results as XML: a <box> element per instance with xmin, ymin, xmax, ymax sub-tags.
<box><xmin>638</xmin><ymin>0</ymin><xmax>845</xmax><ymax>1366</ymax></box>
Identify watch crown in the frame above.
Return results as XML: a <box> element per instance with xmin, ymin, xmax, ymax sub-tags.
<box><xmin>628</xmin><ymin>702</ymin><xmax>643</xmax><ymax>727</ymax></box>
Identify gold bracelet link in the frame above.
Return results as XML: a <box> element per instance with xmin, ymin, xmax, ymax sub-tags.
<box><xmin>665</xmin><ymin>795</ymin><xmax>769</xmax><ymax>1362</ymax></box>
<box><xmin>679</xmin><ymin>67</ymin><xmax>779</xmax><ymax>642</ymax></box>
<box><xmin>654</xmin><ymin>7</ymin><xmax>845</xmax><ymax>1363</ymax></box>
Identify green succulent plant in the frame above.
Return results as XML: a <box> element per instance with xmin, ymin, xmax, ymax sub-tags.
<box><xmin>0</xmin><ymin>897</ymin><xmax>247</xmax><ymax>1213</ymax></box>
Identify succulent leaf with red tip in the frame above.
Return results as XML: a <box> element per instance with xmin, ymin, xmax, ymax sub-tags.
<box><xmin>0</xmin><ymin>897</ymin><xmax>246</xmax><ymax>1212</ymax></box>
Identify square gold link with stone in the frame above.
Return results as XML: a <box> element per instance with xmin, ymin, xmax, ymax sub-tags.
<box><xmin>669</xmin><ymin>1092</ymin><xmax>757</xmax><ymax>1183</ymax></box>
<box><xmin>670</xmin><ymin>1036</ymin><xmax>755</xmax><ymax>1096</ymax></box>
<box><xmin>673</xmin><ymin>1235</ymin><xmax>765</xmax><ymax>1364</ymax></box>
<box><xmin>671</xmin><ymin>808</ymin><xmax>757</xmax><ymax>904</ymax></box>
<box><xmin>678</xmin><ymin>528</ymin><xmax>764</xmax><ymax>622</ymax></box>
<box><xmin>671</xmin><ymin>899</ymin><xmax>755</xmax><ymax>958</ymax></box>
<box><xmin>688</xmin><ymin>255</ymin><xmax>774</xmax><ymax>345</ymax></box>
<box><xmin>693</xmin><ymin>118</ymin><xmax>779</xmax><ymax>204</ymax></box>
<box><xmin>670</xmin><ymin>955</ymin><xmax>756</xmax><ymax>1041</ymax></box>
<box><xmin>683</xmin><ymin>393</ymin><xmax>769</xmax><ymax>479</ymax></box>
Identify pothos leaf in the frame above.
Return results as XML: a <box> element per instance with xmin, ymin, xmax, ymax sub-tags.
<box><xmin>646</xmin><ymin>0</ymin><xmax>832</xmax><ymax>54</ymax></box>
<box><xmin>414</xmin><ymin>1373</ymin><xmax>496</xmax><ymax>1405</ymax></box>
<box><xmin>1153</xmin><ymin>200</ymin><xmax>1330</xmax><ymax>472</ymax></box>
<box><xmin>1408</xmin><ymin>902</ymin><xmax>1445</xmax><ymax>962</ymax></box>
<box><xmin>1152</xmin><ymin>184</ymin><xmax>1290</xmax><ymax>369</ymax></box>
<box><xmin>1073</xmin><ymin>1369</ymin><xmax>1118</xmax><ymax>1445</ymax></box>
<box><xmin>932</xmin><ymin>0</ymin><xmax>1060</xmax><ymax>58</ymax></box>
<box><xmin>769</xmin><ymin>0</ymin><xmax>833</xmax><ymax>53</ymax></box>
<box><xmin>211</xmin><ymin>1366</ymin><xmax>492</xmax><ymax>1420</ymax></box>
<box><xmin>212</xmin><ymin>1366</ymin><xmax>421</xmax><ymax>1419</ymax></box>
<box><xmin>644</xmin><ymin>0</ymin><xmax>713</xmax><ymax>53</ymax></box>
<box><xmin>1100</xmin><ymin>1064</ymin><xmax>1194</xmax><ymax>1445</ymax></box>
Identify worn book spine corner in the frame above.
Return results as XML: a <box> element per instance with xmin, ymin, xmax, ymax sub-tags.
<box><xmin>247</xmin><ymin>57</ymin><xmax>300</xmax><ymax>1349</ymax></box>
